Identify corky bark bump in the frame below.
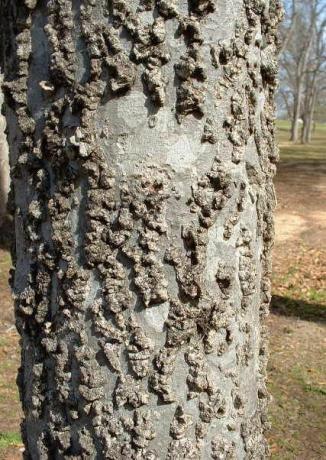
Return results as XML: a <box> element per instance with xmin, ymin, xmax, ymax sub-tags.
<box><xmin>0</xmin><ymin>0</ymin><xmax>282</xmax><ymax>458</ymax></box>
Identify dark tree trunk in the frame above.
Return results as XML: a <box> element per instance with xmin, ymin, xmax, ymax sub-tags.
<box><xmin>0</xmin><ymin>83</ymin><xmax>10</xmax><ymax>225</ymax></box>
<box><xmin>290</xmin><ymin>83</ymin><xmax>303</xmax><ymax>143</ymax></box>
<box><xmin>302</xmin><ymin>82</ymin><xmax>317</xmax><ymax>144</ymax></box>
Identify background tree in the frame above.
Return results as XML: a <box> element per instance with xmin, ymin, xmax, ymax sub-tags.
<box><xmin>279</xmin><ymin>0</ymin><xmax>326</xmax><ymax>143</ymax></box>
<box><xmin>301</xmin><ymin>12</ymin><xmax>326</xmax><ymax>143</ymax></box>
<box><xmin>0</xmin><ymin>0</ymin><xmax>282</xmax><ymax>458</ymax></box>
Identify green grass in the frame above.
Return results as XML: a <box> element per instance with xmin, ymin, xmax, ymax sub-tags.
<box><xmin>291</xmin><ymin>366</ymin><xmax>326</xmax><ymax>396</ymax></box>
<box><xmin>268</xmin><ymin>352</ymin><xmax>326</xmax><ymax>459</ymax></box>
<box><xmin>307</xmin><ymin>288</ymin><xmax>326</xmax><ymax>304</ymax></box>
<box><xmin>0</xmin><ymin>431</ymin><xmax>21</xmax><ymax>449</ymax></box>
<box><xmin>276</xmin><ymin>120</ymin><xmax>326</xmax><ymax>163</ymax></box>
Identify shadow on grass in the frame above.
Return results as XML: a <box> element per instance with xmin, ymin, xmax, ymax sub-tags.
<box><xmin>278</xmin><ymin>158</ymin><xmax>326</xmax><ymax>167</ymax></box>
<box><xmin>0</xmin><ymin>215</ymin><xmax>13</xmax><ymax>252</ymax></box>
<box><xmin>271</xmin><ymin>295</ymin><xmax>326</xmax><ymax>323</ymax></box>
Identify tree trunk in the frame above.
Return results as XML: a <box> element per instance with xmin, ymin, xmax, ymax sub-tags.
<box><xmin>302</xmin><ymin>83</ymin><xmax>317</xmax><ymax>144</ymax></box>
<box><xmin>307</xmin><ymin>91</ymin><xmax>316</xmax><ymax>143</ymax></box>
<box><xmin>290</xmin><ymin>95</ymin><xmax>302</xmax><ymax>143</ymax></box>
<box><xmin>0</xmin><ymin>81</ymin><xmax>10</xmax><ymax>225</ymax></box>
<box><xmin>289</xmin><ymin>9</ymin><xmax>315</xmax><ymax>145</ymax></box>
<box><xmin>0</xmin><ymin>1</ymin><xmax>282</xmax><ymax>458</ymax></box>
<box><xmin>290</xmin><ymin>82</ymin><xmax>303</xmax><ymax>143</ymax></box>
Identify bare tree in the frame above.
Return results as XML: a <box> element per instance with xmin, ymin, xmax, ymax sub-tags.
<box><xmin>279</xmin><ymin>0</ymin><xmax>297</xmax><ymax>54</ymax></box>
<box><xmin>289</xmin><ymin>1</ymin><xmax>316</xmax><ymax>142</ymax></box>
<box><xmin>0</xmin><ymin>1</ymin><xmax>282</xmax><ymax>458</ymax></box>
<box><xmin>279</xmin><ymin>0</ymin><xmax>326</xmax><ymax>143</ymax></box>
<box><xmin>301</xmin><ymin>12</ymin><xmax>326</xmax><ymax>143</ymax></box>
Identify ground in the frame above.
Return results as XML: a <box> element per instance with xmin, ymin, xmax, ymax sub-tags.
<box><xmin>0</xmin><ymin>121</ymin><xmax>325</xmax><ymax>459</ymax></box>
<box><xmin>267</xmin><ymin>122</ymin><xmax>326</xmax><ymax>460</ymax></box>
<box><xmin>0</xmin><ymin>249</ymin><xmax>22</xmax><ymax>459</ymax></box>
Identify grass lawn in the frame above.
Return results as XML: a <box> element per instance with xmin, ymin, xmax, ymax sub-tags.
<box><xmin>276</xmin><ymin>120</ymin><xmax>326</xmax><ymax>163</ymax></box>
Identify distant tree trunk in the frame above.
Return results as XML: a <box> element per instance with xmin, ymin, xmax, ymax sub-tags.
<box><xmin>290</xmin><ymin>84</ymin><xmax>303</xmax><ymax>142</ymax></box>
<box><xmin>287</xmin><ymin>1</ymin><xmax>317</xmax><ymax>144</ymax></box>
<box><xmin>279</xmin><ymin>88</ymin><xmax>293</xmax><ymax>120</ymax></box>
<box><xmin>0</xmin><ymin>80</ymin><xmax>10</xmax><ymax>225</ymax></box>
<box><xmin>302</xmin><ymin>86</ymin><xmax>317</xmax><ymax>144</ymax></box>
<box><xmin>0</xmin><ymin>1</ymin><xmax>282</xmax><ymax>458</ymax></box>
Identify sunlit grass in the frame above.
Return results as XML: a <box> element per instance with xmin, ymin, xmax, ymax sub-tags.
<box><xmin>276</xmin><ymin>120</ymin><xmax>326</xmax><ymax>163</ymax></box>
<box><xmin>0</xmin><ymin>431</ymin><xmax>22</xmax><ymax>449</ymax></box>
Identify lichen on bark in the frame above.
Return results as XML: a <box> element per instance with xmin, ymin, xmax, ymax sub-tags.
<box><xmin>0</xmin><ymin>0</ymin><xmax>283</xmax><ymax>458</ymax></box>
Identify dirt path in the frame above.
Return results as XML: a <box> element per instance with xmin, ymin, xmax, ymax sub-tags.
<box><xmin>274</xmin><ymin>162</ymin><xmax>326</xmax><ymax>246</ymax></box>
<box><xmin>268</xmin><ymin>160</ymin><xmax>326</xmax><ymax>459</ymax></box>
<box><xmin>272</xmin><ymin>161</ymin><xmax>326</xmax><ymax>310</ymax></box>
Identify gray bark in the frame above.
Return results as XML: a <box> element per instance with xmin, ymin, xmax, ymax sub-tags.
<box><xmin>0</xmin><ymin>0</ymin><xmax>282</xmax><ymax>458</ymax></box>
<box><xmin>301</xmin><ymin>81</ymin><xmax>317</xmax><ymax>144</ymax></box>
<box><xmin>289</xmin><ymin>37</ymin><xmax>313</xmax><ymax>143</ymax></box>
<box><xmin>290</xmin><ymin>87</ymin><xmax>303</xmax><ymax>142</ymax></box>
